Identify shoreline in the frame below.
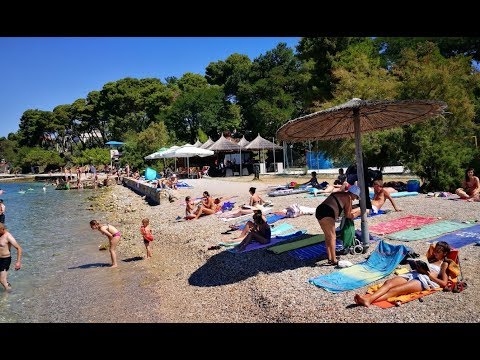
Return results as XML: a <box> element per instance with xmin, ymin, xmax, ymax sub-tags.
<box><xmin>96</xmin><ymin>176</ymin><xmax>478</xmax><ymax>322</ymax></box>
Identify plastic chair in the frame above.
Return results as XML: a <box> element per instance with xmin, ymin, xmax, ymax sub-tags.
<box><xmin>426</xmin><ymin>243</ymin><xmax>462</xmax><ymax>285</ymax></box>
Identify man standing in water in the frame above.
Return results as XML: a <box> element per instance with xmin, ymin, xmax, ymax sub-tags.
<box><xmin>0</xmin><ymin>223</ymin><xmax>22</xmax><ymax>291</ymax></box>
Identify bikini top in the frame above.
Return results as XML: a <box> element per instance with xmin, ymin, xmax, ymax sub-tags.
<box><xmin>330</xmin><ymin>193</ymin><xmax>344</xmax><ymax>214</ymax></box>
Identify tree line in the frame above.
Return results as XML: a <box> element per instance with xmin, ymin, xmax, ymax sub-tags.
<box><xmin>1</xmin><ymin>37</ymin><xmax>479</xmax><ymax>191</ymax></box>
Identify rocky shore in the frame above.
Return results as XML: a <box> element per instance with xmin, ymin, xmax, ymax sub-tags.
<box><xmin>92</xmin><ymin>175</ymin><xmax>479</xmax><ymax>323</ymax></box>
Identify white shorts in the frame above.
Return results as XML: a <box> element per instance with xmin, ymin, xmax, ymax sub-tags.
<box><xmin>371</xmin><ymin>205</ymin><xmax>379</xmax><ymax>214</ymax></box>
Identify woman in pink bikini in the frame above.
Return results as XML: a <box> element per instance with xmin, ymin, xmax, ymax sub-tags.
<box><xmin>90</xmin><ymin>220</ymin><xmax>121</xmax><ymax>268</ymax></box>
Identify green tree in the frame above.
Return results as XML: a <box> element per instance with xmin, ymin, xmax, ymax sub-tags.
<box><xmin>96</xmin><ymin>77</ymin><xmax>174</xmax><ymax>140</ymax></box>
<box><xmin>296</xmin><ymin>37</ymin><xmax>365</xmax><ymax>104</ymax></box>
<box><xmin>71</xmin><ymin>148</ymin><xmax>110</xmax><ymax>167</ymax></box>
<box><xmin>177</xmin><ymin>73</ymin><xmax>209</xmax><ymax>92</ymax></box>
<box><xmin>308</xmin><ymin>39</ymin><xmax>401</xmax><ymax>168</ymax></box>
<box><xmin>121</xmin><ymin>121</ymin><xmax>173</xmax><ymax>170</ymax></box>
<box><xmin>206</xmin><ymin>53</ymin><xmax>252</xmax><ymax>101</ymax></box>
<box><xmin>0</xmin><ymin>137</ymin><xmax>18</xmax><ymax>167</ymax></box>
<box><xmin>393</xmin><ymin>42</ymin><xmax>479</xmax><ymax>190</ymax></box>
<box><xmin>376</xmin><ymin>37</ymin><xmax>480</xmax><ymax>66</ymax></box>
<box><xmin>17</xmin><ymin>109</ymin><xmax>56</xmax><ymax>147</ymax></box>
<box><xmin>166</xmin><ymin>85</ymin><xmax>240</xmax><ymax>143</ymax></box>
<box><xmin>237</xmin><ymin>43</ymin><xmax>310</xmax><ymax>138</ymax></box>
<box><xmin>21</xmin><ymin>147</ymin><xmax>65</xmax><ymax>172</ymax></box>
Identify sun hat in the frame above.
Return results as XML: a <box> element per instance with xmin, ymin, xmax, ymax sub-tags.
<box><xmin>348</xmin><ymin>185</ymin><xmax>361</xmax><ymax>199</ymax></box>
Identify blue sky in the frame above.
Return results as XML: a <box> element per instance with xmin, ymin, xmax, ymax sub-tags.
<box><xmin>0</xmin><ymin>37</ymin><xmax>301</xmax><ymax>138</ymax></box>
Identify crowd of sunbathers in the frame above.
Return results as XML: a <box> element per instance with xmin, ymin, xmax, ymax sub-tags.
<box><xmin>183</xmin><ymin>186</ymin><xmax>268</xmax><ymax>221</ymax></box>
<box><xmin>185</xmin><ymin>191</ymin><xmax>222</xmax><ymax>220</ymax></box>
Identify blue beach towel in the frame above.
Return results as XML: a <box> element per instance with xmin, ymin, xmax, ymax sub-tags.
<box><xmin>289</xmin><ymin>240</ymin><xmax>343</xmax><ymax>261</ymax></box>
<box><xmin>272</xmin><ymin>229</ymin><xmax>307</xmax><ymax>240</ymax></box>
<box><xmin>270</xmin><ymin>223</ymin><xmax>294</xmax><ymax>236</ymax></box>
<box><xmin>308</xmin><ymin>240</ymin><xmax>409</xmax><ymax>293</ymax></box>
<box><xmin>227</xmin><ymin>235</ymin><xmax>299</xmax><ymax>253</ymax></box>
<box><xmin>177</xmin><ymin>181</ymin><xmax>194</xmax><ymax>188</ymax></box>
<box><xmin>428</xmin><ymin>224</ymin><xmax>480</xmax><ymax>249</ymax></box>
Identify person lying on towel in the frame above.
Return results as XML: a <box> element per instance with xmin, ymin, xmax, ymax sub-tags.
<box><xmin>219</xmin><ymin>187</ymin><xmax>265</xmax><ymax>219</ymax></box>
<box><xmin>353</xmin><ymin>241</ymin><xmax>451</xmax><ymax>308</ymax></box>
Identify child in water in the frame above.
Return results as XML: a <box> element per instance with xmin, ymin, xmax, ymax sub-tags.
<box><xmin>140</xmin><ymin>218</ymin><xmax>154</xmax><ymax>259</ymax></box>
<box><xmin>90</xmin><ymin>220</ymin><xmax>121</xmax><ymax>267</ymax></box>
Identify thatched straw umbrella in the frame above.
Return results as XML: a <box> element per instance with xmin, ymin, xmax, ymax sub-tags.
<box><xmin>209</xmin><ymin>134</ymin><xmax>244</xmax><ymax>176</ymax></box>
<box><xmin>277</xmin><ymin>98</ymin><xmax>447</xmax><ymax>246</ymax></box>
<box><xmin>200</xmin><ymin>137</ymin><xmax>214</xmax><ymax>149</ymax></box>
<box><xmin>245</xmin><ymin>134</ymin><xmax>283</xmax><ymax>171</ymax></box>
<box><xmin>237</xmin><ymin>136</ymin><xmax>250</xmax><ymax>147</ymax></box>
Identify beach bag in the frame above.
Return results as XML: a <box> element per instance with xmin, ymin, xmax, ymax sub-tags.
<box><xmin>285</xmin><ymin>204</ymin><xmax>302</xmax><ymax>218</ymax></box>
<box><xmin>341</xmin><ymin>218</ymin><xmax>355</xmax><ymax>248</ymax></box>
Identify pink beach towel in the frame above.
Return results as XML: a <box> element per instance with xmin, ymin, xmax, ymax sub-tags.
<box><xmin>369</xmin><ymin>215</ymin><xmax>437</xmax><ymax>235</ymax></box>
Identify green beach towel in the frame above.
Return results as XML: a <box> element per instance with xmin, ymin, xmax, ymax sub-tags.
<box><xmin>267</xmin><ymin>234</ymin><xmax>325</xmax><ymax>254</ymax></box>
<box><xmin>386</xmin><ymin>220</ymin><xmax>472</xmax><ymax>242</ymax></box>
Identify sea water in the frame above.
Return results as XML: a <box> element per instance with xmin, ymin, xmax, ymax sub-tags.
<box><xmin>0</xmin><ymin>181</ymin><xmax>159</xmax><ymax>323</ymax></box>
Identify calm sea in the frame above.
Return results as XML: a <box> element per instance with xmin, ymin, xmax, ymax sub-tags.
<box><xmin>0</xmin><ymin>181</ymin><xmax>159</xmax><ymax>323</ymax></box>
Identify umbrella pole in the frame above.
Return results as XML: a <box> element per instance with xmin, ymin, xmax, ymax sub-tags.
<box><xmin>353</xmin><ymin>108</ymin><xmax>369</xmax><ymax>248</ymax></box>
<box><xmin>239</xmin><ymin>148</ymin><xmax>242</xmax><ymax>177</ymax></box>
<box><xmin>272</xmin><ymin>138</ymin><xmax>276</xmax><ymax>173</ymax></box>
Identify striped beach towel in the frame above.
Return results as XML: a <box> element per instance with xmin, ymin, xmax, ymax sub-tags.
<box><xmin>308</xmin><ymin>240</ymin><xmax>409</xmax><ymax>293</ymax></box>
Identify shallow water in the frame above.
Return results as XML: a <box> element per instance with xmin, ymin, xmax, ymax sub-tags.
<box><xmin>0</xmin><ymin>181</ymin><xmax>161</xmax><ymax>322</ymax></box>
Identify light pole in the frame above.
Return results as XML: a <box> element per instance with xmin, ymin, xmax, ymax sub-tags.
<box><xmin>272</xmin><ymin>137</ymin><xmax>276</xmax><ymax>172</ymax></box>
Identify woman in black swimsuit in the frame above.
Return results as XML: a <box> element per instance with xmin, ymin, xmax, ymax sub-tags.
<box><xmin>315</xmin><ymin>185</ymin><xmax>360</xmax><ymax>265</ymax></box>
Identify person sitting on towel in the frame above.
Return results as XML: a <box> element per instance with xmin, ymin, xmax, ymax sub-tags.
<box><xmin>456</xmin><ymin>167</ymin><xmax>480</xmax><ymax>200</ymax></box>
<box><xmin>352</xmin><ymin>179</ymin><xmax>401</xmax><ymax>218</ymax></box>
<box><xmin>223</xmin><ymin>210</ymin><xmax>267</xmax><ymax>245</ymax></box>
<box><xmin>233</xmin><ymin>212</ymin><xmax>271</xmax><ymax>252</ymax></box>
<box><xmin>194</xmin><ymin>191</ymin><xmax>222</xmax><ymax>219</ymax></box>
<box><xmin>302</xmin><ymin>171</ymin><xmax>328</xmax><ymax>190</ymax></box>
<box><xmin>354</xmin><ymin>241</ymin><xmax>451</xmax><ymax>308</ymax></box>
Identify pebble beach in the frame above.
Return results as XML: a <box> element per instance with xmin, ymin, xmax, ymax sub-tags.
<box><xmin>92</xmin><ymin>175</ymin><xmax>480</xmax><ymax>323</ymax></box>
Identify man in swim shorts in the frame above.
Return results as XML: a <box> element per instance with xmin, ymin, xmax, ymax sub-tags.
<box><xmin>0</xmin><ymin>223</ymin><xmax>22</xmax><ymax>291</ymax></box>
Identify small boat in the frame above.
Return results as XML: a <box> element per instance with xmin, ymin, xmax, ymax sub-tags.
<box><xmin>18</xmin><ymin>190</ymin><xmax>26</xmax><ymax>194</ymax></box>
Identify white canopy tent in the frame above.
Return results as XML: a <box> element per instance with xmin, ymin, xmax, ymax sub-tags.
<box><xmin>160</xmin><ymin>144</ymin><xmax>214</xmax><ymax>178</ymax></box>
